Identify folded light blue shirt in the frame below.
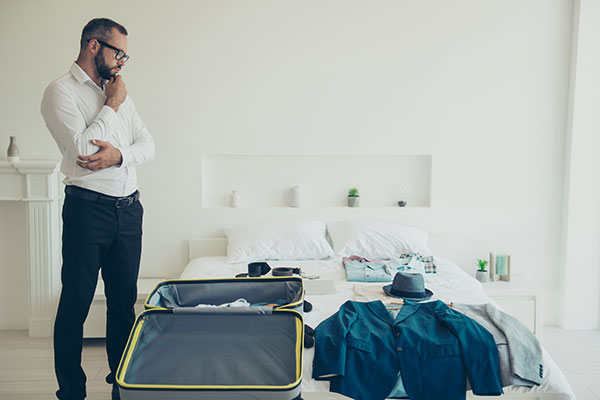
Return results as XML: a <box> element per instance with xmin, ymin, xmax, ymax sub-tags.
<box><xmin>344</xmin><ymin>261</ymin><xmax>394</xmax><ymax>282</ymax></box>
<box><xmin>344</xmin><ymin>256</ymin><xmax>423</xmax><ymax>282</ymax></box>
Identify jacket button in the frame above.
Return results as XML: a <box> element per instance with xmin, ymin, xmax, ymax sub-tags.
<box><xmin>396</xmin><ymin>347</ymin><xmax>403</xmax><ymax>352</ymax></box>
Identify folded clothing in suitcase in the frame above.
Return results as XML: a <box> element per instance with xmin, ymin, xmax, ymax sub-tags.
<box><xmin>145</xmin><ymin>277</ymin><xmax>304</xmax><ymax>312</ymax></box>
<box><xmin>117</xmin><ymin>308</ymin><xmax>303</xmax><ymax>400</ymax></box>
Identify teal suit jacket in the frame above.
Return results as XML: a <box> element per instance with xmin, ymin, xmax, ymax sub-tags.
<box><xmin>313</xmin><ymin>300</ymin><xmax>503</xmax><ymax>400</ymax></box>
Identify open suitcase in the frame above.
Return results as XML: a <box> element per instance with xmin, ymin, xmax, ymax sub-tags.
<box><xmin>144</xmin><ymin>276</ymin><xmax>305</xmax><ymax>312</ymax></box>
<box><xmin>116</xmin><ymin>277</ymin><xmax>305</xmax><ymax>399</ymax></box>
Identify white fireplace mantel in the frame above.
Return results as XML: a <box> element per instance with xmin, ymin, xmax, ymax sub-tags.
<box><xmin>0</xmin><ymin>159</ymin><xmax>61</xmax><ymax>337</ymax></box>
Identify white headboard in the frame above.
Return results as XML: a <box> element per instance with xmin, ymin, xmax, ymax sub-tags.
<box><xmin>188</xmin><ymin>238</ymin><xmax>228</xmax><ymax>261</ymax></box>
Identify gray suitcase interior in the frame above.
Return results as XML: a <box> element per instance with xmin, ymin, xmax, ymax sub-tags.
<box><xmin>145</xmin><ymin>277</ymin><xmax>304</xmax><ymax>311</ymax></box>
<box><xmin>117</xmin><ymin>308</ymin><xmax>303</xmax><ymax>400</ymax></box>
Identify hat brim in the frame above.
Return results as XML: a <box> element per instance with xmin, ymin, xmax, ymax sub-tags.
<box><xmin>382</xmin><ymin>285</ymin><xmax>433</xmax><ymax>302</ymax></box>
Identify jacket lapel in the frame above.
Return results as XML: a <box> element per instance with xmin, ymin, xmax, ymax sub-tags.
<box><xmin>394</xmin><ymin>301</ymin><xmax>421</xmax><ymax>323</ymax></box>
<box><xmin>366</xmin><ymin>301</ymin><xmax>394</xmax><ymax>326</ymax></box>
<box><xmin>366</xmin><ymin>300</ymin><xmax>422</xmax><ymax>326</ymax></box>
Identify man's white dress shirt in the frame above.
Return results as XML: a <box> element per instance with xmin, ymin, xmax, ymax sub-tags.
<box><xmin>41</xmin><ymin>62</ymin><xmax>155</xmax><ymax>197</ymax></box>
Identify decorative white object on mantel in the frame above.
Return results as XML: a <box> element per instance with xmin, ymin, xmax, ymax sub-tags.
<box><xmin>290</xmin><ymin>186</ymin><xmax>301</xmax><ymax>207</ymax></box>
<box><xmin>0</xmin><ymin>159</ymin><xmax>61</xmax><ymax>337</ymax></box>
<box><xmin>7</xmin><ymin>136</ymin><xmax>20</xmax><ymax>162</ymax></box>
<box><xmin>230</xmin><ymin>190</ymin><xmax>239</xmax><ymax>207</ymax></box>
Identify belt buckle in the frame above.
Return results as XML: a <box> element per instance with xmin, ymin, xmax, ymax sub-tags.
<box><xmin>115</xmin><ymin>197</ymin><xmax>131</xmax><ymax>208</ymax></box>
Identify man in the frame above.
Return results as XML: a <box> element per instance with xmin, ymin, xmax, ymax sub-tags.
<box><xmin>41</xmin><ymin>18</ymin><xmax>154</xmax><ymax>400</ymax></box>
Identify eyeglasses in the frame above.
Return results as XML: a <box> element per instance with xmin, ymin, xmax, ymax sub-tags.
<box><xmin>88</xmin><ymin>39</ymin><xmax>129</xmax><ymax>63</ymax></box>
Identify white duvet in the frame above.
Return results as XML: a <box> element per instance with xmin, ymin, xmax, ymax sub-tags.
<box><xmin>180</xmin><ymin>256</ymin><xmax>575</xmax><ymax>399</ymax></box>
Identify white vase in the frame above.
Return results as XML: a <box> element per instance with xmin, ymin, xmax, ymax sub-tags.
<box><xmin>230</xmin><ymin>190</ymin><xmax>239</xmax><ymax>207</ymax></box>
<box><xmin>7</xmin><ymin>136</ymin><xmax>20</xmax><ymax>162</ymax></box>
<box><xmin>290</xmin><ymin>186</ymin><xmax>301</xmax><ymax>207</ymax></box>
<box><xmin>348</xmin><ymin>196</ymin><xmax>359</xmax><ymax>207</ymax></box>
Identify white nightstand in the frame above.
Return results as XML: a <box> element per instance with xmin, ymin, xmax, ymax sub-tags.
<box><xmin>481</xmin><ymin>275</ymin><xmax>541</xmax><ymax>337</ymax></box>
<box><xmin>83</xmin><ymin>277</ymin><xmax>166</xmax><ymax>338</ymax></box>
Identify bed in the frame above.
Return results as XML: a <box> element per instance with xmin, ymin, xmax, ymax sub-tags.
<box><xmin>176</xmin><ymin>221</ymin><xmax>576</xmax><ymax>400</ymax></box>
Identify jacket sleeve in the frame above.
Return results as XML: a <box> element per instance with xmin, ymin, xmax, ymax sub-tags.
<box><xmin>436</xmin><ymin>304</ymin><xmax>504</xmax><ymax>395</ymax></box>
<box><xmin>485</xmin><ymin>303</ymin><xmax>544</xmax><ymax>386</ymax></box>
<box><xmin>312</xmin><ymin>300</ymin><xmax>358</xmax><ymax>380</ymax></box>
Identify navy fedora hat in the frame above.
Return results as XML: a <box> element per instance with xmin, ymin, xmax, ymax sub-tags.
<box><xmin>383</xmin><ymin>271</ymin><xmax>433</xmax><ymax>302</ymax></box>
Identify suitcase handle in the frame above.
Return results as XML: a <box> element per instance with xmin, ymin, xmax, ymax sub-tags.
<box><xmin>172</xmin><ymin>306</ymin><xmax>274</xmax><ymax>315</ymax></box>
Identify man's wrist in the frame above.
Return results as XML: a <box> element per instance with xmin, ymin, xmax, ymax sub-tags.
<box><xmin>105</xmin><ymin>99</ymin><xmax>120</xmax><ymax>113</ymax></box>
<box><xmin>114</xmin><ymin>149</ymin><xmax>123</xmax><ymax>167</ymax></box>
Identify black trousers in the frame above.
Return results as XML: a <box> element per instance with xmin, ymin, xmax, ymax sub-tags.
<box><xmin>54</xmin><ymin>188</ymin><xmax>143</xmax><ymax>400</ymax></box>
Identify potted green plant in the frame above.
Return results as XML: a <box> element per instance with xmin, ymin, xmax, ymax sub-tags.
<box><xmin>475</xmin><ymin>259</ymin><xmax>489</xmax><ymax>283</ymax></box>
<box><xmin>348</xmin><ymin>187</ymin><xmax>360</xmax><ymax>207</ymax></box>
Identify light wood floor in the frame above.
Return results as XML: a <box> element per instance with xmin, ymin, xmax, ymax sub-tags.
<box><xmin>539</xmin><ymin>327</ymin><xmax>600</xmax><ymax>400</ymax></box>
<box><xmin>1</xmin><ymin>326</ymin><xmax>599</xmax><ymax>400</ymax></box>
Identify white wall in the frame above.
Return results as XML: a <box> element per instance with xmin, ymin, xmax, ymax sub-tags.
<box><xmin>559</xmin><ymin>0</ymin><xmax>600</xmax><ymax>329</ymax></box>
<box><xmin>0</xmin><ymin>0</ymin><xmax>575</xmax><ymax>329</ymax></box>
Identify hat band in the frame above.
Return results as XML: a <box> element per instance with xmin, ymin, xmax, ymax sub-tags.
<box><xmin>390</xmin><ymin>288</ymin><xmax>428</xmax><ymax>298</ymax></box>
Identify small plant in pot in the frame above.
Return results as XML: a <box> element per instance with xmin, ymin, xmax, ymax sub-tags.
<box><xmin>475</xmin><ymin>259</ymin><xmax>489</xmax><ymax>283</ymax></box>
<box><xmin>348</xmin><ymin>187</ymin><xmax>360</xmax><ymax>207</ymax></box>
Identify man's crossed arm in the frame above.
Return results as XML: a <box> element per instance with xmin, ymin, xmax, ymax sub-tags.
<box><xmin>76</xmin><ymin>139</ymin><xmax>122</xmax><ymax>171</ymax></box>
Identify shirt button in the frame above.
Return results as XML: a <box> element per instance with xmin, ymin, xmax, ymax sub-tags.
<box><xmin>395</xmin><ymin>332</ymin><xmax>400</xmax><ymax>337</ymax></box>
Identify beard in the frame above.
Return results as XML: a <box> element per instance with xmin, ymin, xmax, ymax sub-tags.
<box><xmin>95</xmin><ymin>51</ymin><xmax>116</xmax><ymax>80</ymax></box>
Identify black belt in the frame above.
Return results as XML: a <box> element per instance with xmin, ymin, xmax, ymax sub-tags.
<box><xmin>65</xmin><ymin>186</ymin><xmax>140</xmax><ymax>208</ymax></box>
<box><xmin>272</xmin><ymin>267</ymin><xmax>301</xmax><ymax>276</ymax></box>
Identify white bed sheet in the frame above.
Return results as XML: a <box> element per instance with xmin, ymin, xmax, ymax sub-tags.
<box><xmin>179</xmin><ymin>256</ymin><xmax>575</xmax><ymax>399</ymax></box>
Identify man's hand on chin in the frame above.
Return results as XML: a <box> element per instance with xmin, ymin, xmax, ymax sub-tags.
<box><xmin>77</xmin><ymin>140</ymin><xmax>122</xmax><ymax>171</ymax></box>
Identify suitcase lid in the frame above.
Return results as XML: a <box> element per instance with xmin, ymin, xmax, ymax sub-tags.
<box><xmin>145</xmin><ymin>276</ymin><xmax>304</xmax><ymax>311</ymax></box>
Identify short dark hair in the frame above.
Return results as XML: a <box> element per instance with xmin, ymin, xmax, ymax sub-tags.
<box><xmin>80</xmin><ymin>18</ymin><xmax>128</xmax><ymax>49</ymax></box>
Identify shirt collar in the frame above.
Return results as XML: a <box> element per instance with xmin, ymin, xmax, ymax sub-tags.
<box><xmin>70</xmin><ymin>61</ymin><xmax>108</xmax><ymax>89</ymax></box>
<box><xmin>70</xmin><ymin>62</ymin><xmax>92</xmax><ymax>85</ymax></box>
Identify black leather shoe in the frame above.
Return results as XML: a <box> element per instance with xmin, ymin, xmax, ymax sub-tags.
<box><xmin>304</xmin><ymin>333</ymin><xmax>315</xmax><ymax>348</ymax></box>
<box><xmin>303</xmin><ymin>300</ymin><xmax>313</xmax><ymax>313</ymax></box>
<box><xmin>111</xmin><ymin>384</ymin><xmax>120</xmax><ymax>400</ymax></box>
<box><xmin>304</xmin><ymin>324</ymin><xmax>314</xmax><ymax>336</ymax></box>
<box><xmin>303</xmin><ymin>324</ymin><xmax>315</xmax><ymax>348</ymax></box>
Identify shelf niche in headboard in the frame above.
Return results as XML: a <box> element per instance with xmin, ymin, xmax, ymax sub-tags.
<box><xmin>200</xmin><ymin>154</ymin><xmax>432</xmax><ymax>208</ymax></box>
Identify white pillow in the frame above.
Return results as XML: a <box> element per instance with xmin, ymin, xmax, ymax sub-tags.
<box><xmin>224</xmin><ymin>221</ymin><xmax>334</xmax><ymax>264</ymax></box>
<box><xmin>327</xmin><ymin>220</ymin><xmax>432</xmax><ymax>259</ymax></box>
